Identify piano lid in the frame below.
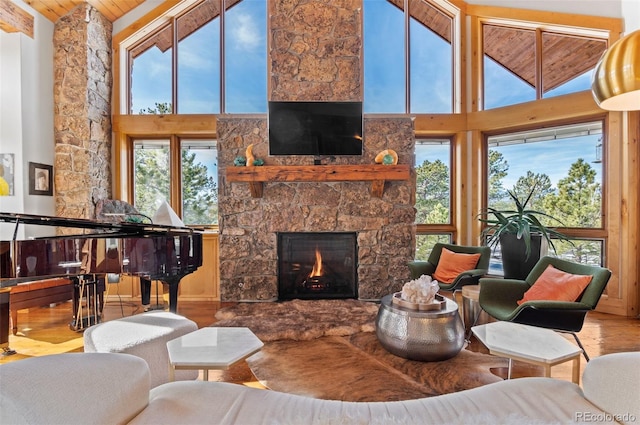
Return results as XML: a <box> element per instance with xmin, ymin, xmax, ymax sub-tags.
<box><xmin>0</xmin><ymin>212</ymin><xmax>199</xmax><ymax>240</ymax></box>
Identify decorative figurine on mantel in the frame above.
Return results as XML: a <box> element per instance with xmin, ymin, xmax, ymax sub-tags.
<box><xmin>234</xmin><ymin>144</ymin><xmax>264</xmax><ymax>166</ymax></box>
<box><xmin>374</xmin><ymin>149</ymin><xmax>398</xmax><ymax>165</ymax></box>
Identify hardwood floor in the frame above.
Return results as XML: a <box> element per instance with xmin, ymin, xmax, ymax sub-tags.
<box><xmin>2</xmin><ymin>298</ymin><xmax>639</xmax><ymax>389</ymax></box>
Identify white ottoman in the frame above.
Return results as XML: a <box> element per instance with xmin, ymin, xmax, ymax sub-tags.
<box><xmin>0</xmin><ymin>353</ymin><xmax>150</xmax><ymax>425</ymax></box>
<box><xmin>84</xmin><ymin>311</ymin><xmax>199</xmax><ymax>388</ymax></box>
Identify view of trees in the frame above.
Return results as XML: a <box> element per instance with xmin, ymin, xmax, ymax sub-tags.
<box><xmin>134</xmin><ymin>103</ymin><xmax>218</xmax><ymax>225</ymax></box>
<box><xmin>415</xmin><ymin>146</ymin><xmax>603</xmax><ymax>265</ymax></box>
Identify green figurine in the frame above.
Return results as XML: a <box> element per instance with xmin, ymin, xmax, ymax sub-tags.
<box><xmin>382</xmin><ymin>154</ymin><xmax>395</xmax><ymax>165</ymax></box>
<box><xmin>234</xmin><ymin>156</ymin><xmax>247</xmax><ymax>166</ymax></box>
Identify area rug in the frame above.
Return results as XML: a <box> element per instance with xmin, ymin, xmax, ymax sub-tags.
<box><xmin>213</xmin><ymin>299</ymin><xmax>507</xmax><ymax>402</ymax></box>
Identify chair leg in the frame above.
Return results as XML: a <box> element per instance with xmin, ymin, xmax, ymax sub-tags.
<box><xmin>558</xmin><ymin>330</ymin><xmax>590</xmax><ymax>362</ymax></box>
<box><xmin>465</xmin><ymin>308</ymin><xmax>483</xmax><ymax>342</ymax></box>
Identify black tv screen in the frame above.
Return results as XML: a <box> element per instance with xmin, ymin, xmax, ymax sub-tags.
<box><xmin>268</xmin><ymin>101</ymin><xmax>363</xmax><ymax>156</ymax></box>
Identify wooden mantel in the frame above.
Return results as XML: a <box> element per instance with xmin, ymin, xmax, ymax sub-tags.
<box><xmin>226</xmin><ymin>164</ymin><xmax>411</xmax><ymax>198</ymax></box>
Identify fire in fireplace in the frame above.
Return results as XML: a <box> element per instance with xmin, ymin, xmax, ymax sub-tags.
<box><xmin>277</xmin><ymin>232</ymin><xmax>357</xmax><ymax>300</ymax></box>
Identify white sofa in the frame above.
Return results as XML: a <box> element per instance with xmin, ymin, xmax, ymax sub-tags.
<box><xmin>1</xmin><ymin>351</ymin><xmax>638</xmax><ymax>425</ymax></box>
<box><xmin>83</xmin><ymin>311</ymin><xmax>199</xmax><ymax>388</ymax></box>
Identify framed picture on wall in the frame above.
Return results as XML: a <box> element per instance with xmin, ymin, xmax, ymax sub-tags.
<box><xmin>0</xmin><ymin>153</ymin><xmax>15</xmax><ymax>196</ymax></box>
<box><xmin>29</xmin><ymin>162</ymin><xmax>53</xmax><ymax>196</ymax></box>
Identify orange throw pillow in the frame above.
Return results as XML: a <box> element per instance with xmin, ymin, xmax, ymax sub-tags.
<box><xmin>433</xmin><ymin>248</ymin><xmax>482</xmax><ymax>284</ymax></box>
<box><xmin>518</xmin><ymin>264</ymin><xmax>593</xmax><ymax>305</ymax></box>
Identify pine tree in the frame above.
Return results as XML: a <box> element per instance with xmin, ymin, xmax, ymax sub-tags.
<box><xmin>544</xmin><ymin>159</ymin><xmax>601</xmax><ymax>262</ymax></box>
<box><xmin>415</xmin><ymin>159</ymin><xmax>450</xmax><ymax>224</ymax></box>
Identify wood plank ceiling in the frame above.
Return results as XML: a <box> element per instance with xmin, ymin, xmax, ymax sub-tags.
<box><xmin>21</xmin><ymin>0</ymin><xmax>145</xmax><ymax>23</ymax></box>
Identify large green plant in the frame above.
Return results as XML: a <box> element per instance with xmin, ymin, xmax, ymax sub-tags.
<box><xmin>479</xmin><ymin>186</ymin><xmax>570</xmax><ymax>260</ymax></box>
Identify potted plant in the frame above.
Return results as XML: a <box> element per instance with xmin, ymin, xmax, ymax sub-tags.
<box><xmin>479</xmin><ymin>187</ymin><xmax>571</xmax><ymax>280</ymax></box>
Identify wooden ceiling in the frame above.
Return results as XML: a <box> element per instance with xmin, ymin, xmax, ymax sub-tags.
<box><xmin>21</xmin><ymin>0</ymin><xmax>145</xmax><ymax>23</ymax></box>
<box><xmin>483</xmin><ymin>24</ymin><xmax>607</xmax><ymax>93</ymax></box>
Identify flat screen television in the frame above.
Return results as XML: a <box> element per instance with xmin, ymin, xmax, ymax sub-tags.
<box><xmin>268</xmin><ymin>101</ymin><xmax>363</xmax><ymax>156</ymax></box>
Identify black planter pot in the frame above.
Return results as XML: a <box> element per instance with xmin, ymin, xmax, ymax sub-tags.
<box><xmin>499</xmin><ymin>233</ymin><xmax>542</xmax><ymax>280</ymax></box>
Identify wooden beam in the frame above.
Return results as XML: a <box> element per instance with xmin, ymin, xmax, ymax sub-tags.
<box><xmin>0</xmin><ymin>0</ymin><xmax>34</xmax><ymax>38</ymax></box>
<box><xmin>226</xmin><ymin>165</ymin><xmax>411</xmax><ymax>199</ymax></box>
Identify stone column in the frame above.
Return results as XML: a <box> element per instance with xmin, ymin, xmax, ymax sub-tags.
<box><xmin>53</xmin><ymin>4</ymin><xmax>112</xmax><ymax>220</ymax></box>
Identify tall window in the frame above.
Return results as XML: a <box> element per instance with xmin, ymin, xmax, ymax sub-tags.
<box><xmin>127</xmin><ymin>0</ymin><xmax>267</xmax><ymax>114</ymax></box>
<box><xmin>133</xmin><ymin>140</ymin><xmax>171</xmax><ymax>218</ymax></box>
<box><xmin>482</xmin><ymin>24</ymin><xmax>607</xmax><ymax>109</ymax></box>
<box><xmin>130</xmin><ymin>25</ymin><xmax>173</xmax><ymax>114</ymax></box>
<box><xmin>133</xmin><ymin>139</ymin><xmax>218</xmax><ymax>226</ymax></box>
<box><xmin>177</xmin><ymin>1</ymin><xmax>220</xmax><ymax>113</ymax></box>
<box><xmin>415</xmin><ymin>138</ymin><xmax>453</xmax><ymax>259</ymax></box>
<box><xmin>363</xmin><ymin>0</ymin><xmax>456</xmax><ymax>113</ymax></box>
<box><xmin>486</xmin><ymin>121</ymin><xmax>605</xmax><ymax>269</ymax></box>
<box><xmin>224</xmin><ymin>0</ymin><xmax>268</xmax><ymax>113</ymax></box>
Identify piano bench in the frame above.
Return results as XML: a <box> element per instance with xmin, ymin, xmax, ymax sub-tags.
<box><xmin>9</xmin><ymin>278</ymin><xmax>74</xmax><ymax>335</ymax></box>
<box><xmin>83</xmin><ymin>311</ymin><xmax>198</xmax><ymax>388</ymax></box>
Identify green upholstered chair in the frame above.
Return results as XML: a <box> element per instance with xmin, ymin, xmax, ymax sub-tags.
<box><xmin>478</xmin><ymin>256</ymin><xmax>611</xmax><ymax>361</ymax></box>
<box><xmin>408</xmin><ymin>243</ymin><xmax>491</xmax><ymax>292</ymax></box>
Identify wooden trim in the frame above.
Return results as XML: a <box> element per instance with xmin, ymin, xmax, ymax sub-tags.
<box><xmin>414</xmin><ymin>113</ymin><xmax>466</xmax><ymax>135</ymax></box>
<box><xmin>226</xmin><ymin>165</ymin><xmax>410</xmax><ymax>198</ymax></box>
<box><xmin>469</xmin><ymin>15</ymin><xmax>482</xmax><ymax>112</ymax></box>
<box><xmin>113</xmin><ymin>114</ymin><xmax>217</xmax><ymax>136</ymax></box>
<box><xmin>466</xmin><ymin>4</ymin><xmax>622</xmax><ymax>35</ymax></box>
<box><xmin>0</xmin><ymin>0</ymin><xmax>33</xmax><ymax>38</ymax></box>
<box><xmin>467</xmin><ymin>91</ymin><xmax>605</xmax><ymax>133</ymax></box>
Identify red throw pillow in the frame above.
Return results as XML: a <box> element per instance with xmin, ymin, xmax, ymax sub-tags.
<box><xmin>518</xmin><ymin>264</ymin><xmax>593</xmax><ymax>305</ymax></box>
<box><xmin>433</xmin><ymin>248</ymin><xmax>482</xmax><ymax>284</ymax></box>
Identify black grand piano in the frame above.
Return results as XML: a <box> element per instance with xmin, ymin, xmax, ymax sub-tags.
<box><xmin>0</xmin><ymin>212</ymin><xmax>203</xmax><ymax>352</ymax></box>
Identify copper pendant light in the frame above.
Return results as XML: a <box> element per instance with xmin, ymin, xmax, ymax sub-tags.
<box><xmin>591</xmin><ymin>30</ymin><xmax>640</xmax><ymax>111</ymax></box>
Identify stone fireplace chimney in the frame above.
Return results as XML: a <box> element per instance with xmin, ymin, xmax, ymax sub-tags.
<box><xmin>218</xmin><ymin>0</ymin><xmax>415</xmax><ymax>301</ymax></box>
<box><xmin>53</xmin><ymin>4</ymin><xmax>112</xmax><ymax>220</ymax></box>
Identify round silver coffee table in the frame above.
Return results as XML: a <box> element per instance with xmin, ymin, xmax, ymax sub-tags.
<box><xmin>375</xmin><ymin>294</ymin><xmax>464</xmax><ymax>361</ymax></box>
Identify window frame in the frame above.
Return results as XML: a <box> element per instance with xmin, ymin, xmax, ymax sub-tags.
<box><xmin>363</xmin><ymin>0</ymin><xmax>462</xmax><ymax>114</ymax></box>
<box><xmin>476</xmin><ymin>17</ymin><xmax>610</xmax><ymax>111</ymax></box>
<box><xmin>481</xmin><ymin>118</ymin><xmax>609</xmax><ymax>267</ymax></box>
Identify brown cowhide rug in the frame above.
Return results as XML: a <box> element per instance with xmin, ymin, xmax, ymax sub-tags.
<box><xmin>213</xmin><ymin>299</ymin><xmax>507</xmax><ymax>402</ymax></box>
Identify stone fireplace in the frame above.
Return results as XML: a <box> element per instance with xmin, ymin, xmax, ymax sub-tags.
<box><xmin>217</xmin><ymin>117</ymin><xmax>415</xmax><ymax>301</ymax></box>
<box><xmin>277</xmin><ymin>232</ymin><xmax>358</xmax><ymax>300</ymax></box>
<box><xmin>216</xmin><ymin>0</ymin><xmax>416</xmax><ymax>301</ymax></box>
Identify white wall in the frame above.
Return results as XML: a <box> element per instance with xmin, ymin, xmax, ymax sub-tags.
<box><xmin>621</xmin><ymin>0</ymin><xmax>640</xmax><ymax>31</ymax></box>
<box><xmin>0</xmin><ymin>1</ymin><xmax>55</xmax><ymax>239</ymax></box>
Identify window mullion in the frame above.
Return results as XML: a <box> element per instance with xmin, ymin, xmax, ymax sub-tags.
<box><xmin>170</xmin><ymin>135</ymin><xmax>182</xmax><ymax>217</ymax></box>
<box><xmin>172</xmin><ymin>18</ymin><xmax>178</xmax><ymax>113</ymax></box>
<box><xmin>220</xmin><ymin>0</ymin><xmax>226</xmax><ymax>114</ymax></box>
<box><xmin>535</xmin><ymin>28</ymin><xmax>543</xmax><ymax>99</ymax></box>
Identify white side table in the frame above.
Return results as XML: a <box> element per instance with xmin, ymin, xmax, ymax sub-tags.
<box><xmin>472</xmin><ymin>321</ymin><xmax>582</xmax><ymax>383</ymax></box>
<box><xmin>167</xmin><ymin>327</ymin><xmax>264</xmax><ymax>381</ymax></box>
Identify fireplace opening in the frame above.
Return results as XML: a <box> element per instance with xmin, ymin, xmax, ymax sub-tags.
<box><xmin>277</xmin><ymin>232</ymin><xmax>357</xmax><ymax>300</ymax></box>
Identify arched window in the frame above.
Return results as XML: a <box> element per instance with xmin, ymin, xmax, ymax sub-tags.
<box><xmin>125</xmin><ymin>0</ymin><xmax>267</xmax><ymax>115</ymax></box>
<box><xmin>481</xmin><ymin>22</ymin><xmax>608</xmax><ymax>109</ymax></box>
<box><xmin>363</xmin><ymin>0</ymin><xmax>459</xmax><ymax>113</ymax></box>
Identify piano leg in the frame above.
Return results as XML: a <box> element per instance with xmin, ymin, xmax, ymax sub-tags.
<box><xmin>162</xmin><ymin>278</ymin><xmax>180</xmax><ymax>314</ymax></box>
<box><xmin>140</xmin><ymin>277</ymin><xmax>151</xmax><ymax>310</ymax></box>
<box><xmin>0</xmin><ymin>287</ymin><xmax>16</xmax><ymax>356</ymax></box>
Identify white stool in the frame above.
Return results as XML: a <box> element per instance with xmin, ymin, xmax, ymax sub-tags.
<box><xmin>83</xmin><ymin>311</ymin><xmax>198</xmax><ymax>388</ymax></box>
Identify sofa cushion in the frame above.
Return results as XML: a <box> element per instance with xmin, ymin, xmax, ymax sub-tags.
<box><xmin>129</xmin><ymin>377</ymin><xmax>614</xmax><ymax>425</ymax></box>
<box><xmin>518</xmin><ymin>264</ymin><xmax>592</xmax><ymax>305</ymax></box>
<box><xmin>582</xmin><ymin>352</ymin><xmax>640</xmax><ymax>425</ymax></box>
<box><xmin>433</xmin><ymin>248</ymin><xmax>481</xmax><ymax>283</ymax></box>
<box><xmin>0</xmin><ymin>353</ymin><xmax>149</xmax><ymax>425</ymax></box>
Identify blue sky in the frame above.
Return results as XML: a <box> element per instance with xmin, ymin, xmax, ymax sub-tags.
<box><xmin>132</xmin><ymin>0</ymin><xmax>601</xmax><ymax>194</ymax></box>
